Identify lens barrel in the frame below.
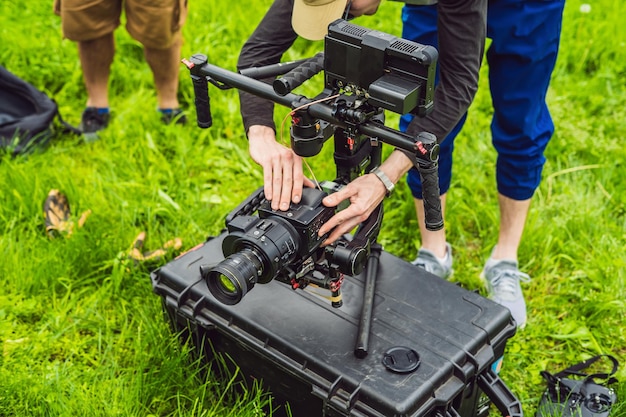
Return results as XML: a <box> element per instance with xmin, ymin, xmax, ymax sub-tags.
<box><xmin>205</xmin><ymin>248</ymin><xmax>263</xmax><ymax>305</ymax></box>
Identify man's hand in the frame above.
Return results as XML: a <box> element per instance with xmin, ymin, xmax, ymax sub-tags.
<box><xmin>317</xmin><ymin>173</ymin><xmax>387</xmax><ymax>246</ymax></box>
<box><xmin>248</xmin><ymin>125</ymin><xmax>314</xmax><ymax>211</ymax></box>
<box><xmin>349</xmin><ymin>0</ymin><xmax>382</xmax><ymax>16</ymax></box>
<box><xmin>317</xmin><ymin>151</ymin><xmax>413</xmax><ymax>246</ymax></box>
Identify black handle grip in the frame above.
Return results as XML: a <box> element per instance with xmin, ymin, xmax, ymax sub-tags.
<box><xmin>418</xmin><ymin>162</ymin><xmax>443</xmax><ymax>231</ymax></box>
<box><xmin>415</xmin><ymin>132</ymin><xmax>443</xmax><ymax>231</ymax></box>
<box><xmin>191</xmin><ymin>73</ymin><xmax>212</xmax><ymax>128</ymax></box>
<box><xmin>239</xmin><ymin>59</ymin><xmax>307</xmax><ymax>79</ymax></box>
<box><xmin>273</xmin><ymin>52</ymin><xmax>324</xmax><ymax>96</ymax></box>
<box><xmin>478</xmin><ymin>369</ymin><xmax>524</xmax><ymax>417</ymax></box>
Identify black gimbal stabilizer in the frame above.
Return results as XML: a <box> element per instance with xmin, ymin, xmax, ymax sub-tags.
<box><xmin>184</xmin><ymin>19</ymin><xmax>443</xmax><ymax>357</ymax></box>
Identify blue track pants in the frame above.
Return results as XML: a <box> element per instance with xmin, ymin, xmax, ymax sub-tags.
<box><xmin>401</xmin><ymin>0</ymin><xmax>565</xmax><ymax>200</ymax></box>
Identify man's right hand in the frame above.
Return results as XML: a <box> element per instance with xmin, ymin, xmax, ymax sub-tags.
<box><xmin>247</xmin><ymin>125</ymin><xmax>314</xmax><ymax>211</ymax></box>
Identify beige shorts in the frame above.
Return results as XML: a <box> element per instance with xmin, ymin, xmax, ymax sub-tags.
<box><xmin>54</xmin><ymin>0</ymin><xmax>187</xmax><ymax>49</ymax></box>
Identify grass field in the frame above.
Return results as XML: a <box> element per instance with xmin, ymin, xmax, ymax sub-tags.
<box><xmin>1</xmin><ymin>0</ymin><xmax>625</xmax><ymax>416</ymax></box>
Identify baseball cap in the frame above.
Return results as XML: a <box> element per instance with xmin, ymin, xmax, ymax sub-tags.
<box><xmin>292</xmin><ymin>0</ymin><xmax>347</xmax><ymax>41</ymax></box>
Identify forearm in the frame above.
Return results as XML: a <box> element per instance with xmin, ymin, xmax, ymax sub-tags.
<box><xmin>405</xmin><ymin>0</ymin><xmax>487</xmax><ymax>142</ymax></box>
<box><xmin>237</xmin><ymin>0</ymin><xmax>298</xmax><ymax>135</ymax></box>
<box><xmin>379</xmin><ymin>150</ymin><xmax>415</xmax><ymax>185</ymax></box>
<box><xmin>247</xmin><ymin>124</ymin><xmax>276</xmax><ymax>141</ymax></box>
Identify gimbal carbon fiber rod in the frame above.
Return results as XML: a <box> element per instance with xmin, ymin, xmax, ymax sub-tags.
<box><xmin>186</xmin><ymin>54</ymin><xmax>434</xmax><ymax>159</ymax></box>
<box><xmin>354</xmin><ymin>242</ymin><xmax>382</xmax><ymax>359</ymax></box>
<box><xmin>184</xmin><ymin>53</ymin><xmax>443</xmax><ymax>231</ymax></box>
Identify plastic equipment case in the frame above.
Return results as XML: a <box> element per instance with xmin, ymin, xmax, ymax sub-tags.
<box><xmin>151</xmin><ymin>233</ymin><xmax>523</xmax><ymax>417</ymax></box>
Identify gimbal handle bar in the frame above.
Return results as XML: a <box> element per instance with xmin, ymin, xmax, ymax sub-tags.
<box><xmin>273</xmin><ymin>52</ymin><xmax>325</xmax><ymax>96</ymax></box>
<box><xmin>183</xmin><ymin>53</ymin><xmax>443</xmax><ymax>231</ymax></box>
<box><xmin>239</xmin><ymin>58</ymin><xmax>310</xmax><ymax>80</ymax></box>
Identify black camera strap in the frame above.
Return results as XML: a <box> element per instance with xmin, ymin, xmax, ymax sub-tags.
<box><xmin>540</xmin><ymin>354</ymin><xmax>620</xmax><ymax>400</ymax></box>
<box><xmin>545</xmin><ymin>354</ymin><xmax>619</xmax><ymax>382</ymax></box>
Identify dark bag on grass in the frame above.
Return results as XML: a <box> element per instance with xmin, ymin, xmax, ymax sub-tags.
<box><xmin>0</xmin><ymin>64</ymin><xmax>80</xmax><ymax>155</ymax></box>
<box><xmin>536</xmin><ymin>354</ymin><xmax>619</xmax><ymax>417</ymax></box>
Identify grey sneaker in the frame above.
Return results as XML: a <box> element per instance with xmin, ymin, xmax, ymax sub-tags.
<box><xmin>481</xmin><ymin>256</ymin><xmax>531</xmax><ymax>328</ymax></box>
<box><xmin>412</xmin><ymin>242</ymin><xmax>453</xmax><ymax>279</ymax></box>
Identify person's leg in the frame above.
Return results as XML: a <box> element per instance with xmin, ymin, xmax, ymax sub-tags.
<box><xmin>487</xmin><ymin>0</ymin><xmax>564</xmax><ymax>260</ymax></box>
<box><xmin>56</xmin><ymin>0</ymin><xmax>121</xmax><ymax>135</ymax></box>
<box><xmin>401</xmin><ymin>4</ymin><xmax>463</xmax><ymax>273</ymax></box>
<box><xmin>492</xmin><ymin>195</ymin><xmax>531</xmax><ymax>261</ymax></box>
<box><xmin>78</xmin><ymin>34</ymin><xmax>115</xmax><ymax>108</ymax></box>
<box><xmin>483</xmin><ymin>0</ymin><xmax>565</xmax><ymax>327</ymax></box>
<box><xmin>77</xmin><ymin>34</ymin><xmax>115</xmax><ymax>137</ymax></box>
<box><xmin>125</xmin><ymin>0</ymin><xmax>187</xmax><ymax>116</ymax></box>
<box><xmin>143</xmin><ymin>39</ymin><xmax>182</xmax><ymax>110</ymax></box>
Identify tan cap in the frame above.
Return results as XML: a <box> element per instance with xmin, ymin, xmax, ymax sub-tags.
<box><xmin>292</xmin><ymin>0</ymin><xmax>346</xmax><ymax>41</ymax></box>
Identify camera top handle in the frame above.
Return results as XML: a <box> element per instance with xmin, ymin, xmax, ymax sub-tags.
<box><xmin>183</xmin><ymin>53</ymin><xmax>444</xmax><ymax>232</ymax></box>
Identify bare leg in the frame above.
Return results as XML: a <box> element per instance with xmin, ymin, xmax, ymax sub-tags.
<box><xmin>78</xmin><ymin>33</ymin><xmax>115</xmax><ymax>108</ymax></box>
<box><xmin>492</xmin><ymin>194</ymin><xmax>531</xmax><ymax>261</ymax></box>
<box><xmin>143</xmin><ymin>39</ymin><xmax>182</xmax><ymax>109</ymax></box>
<box><xmin>414</xmin><ymin>193</ymin><xmax>448</xmax><ymax>258</ymax></box>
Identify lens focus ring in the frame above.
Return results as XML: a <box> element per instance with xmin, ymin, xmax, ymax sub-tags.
<box><xmin>205</xmin><ymin>249</ymin><xmax>263</xmax><ymax>305</ymax></box>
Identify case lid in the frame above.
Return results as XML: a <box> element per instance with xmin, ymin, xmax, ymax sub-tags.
<box><xmin>152</xmin><ymin>233</ymin><xmax>516</xmax><ymax>416</ymax></box>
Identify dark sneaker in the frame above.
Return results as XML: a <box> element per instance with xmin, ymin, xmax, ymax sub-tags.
<box><xmin>80</xmin><ymin>107</ymin><xmax>110</xmax><ymax>142</ymax></box>
<box><xmin>411</xmin><ymin>242</ymin><xmax>453</xmax><ymax>279</ymax></box>
<box><xmin>159</xmin><ymin>108</ymin><xmax>187</xmax><ymax>125</ymax></box>
<box><xmin>481</xmin><ymin>253</ymin><xmax>531</xmax><ymax>329</ymax></box>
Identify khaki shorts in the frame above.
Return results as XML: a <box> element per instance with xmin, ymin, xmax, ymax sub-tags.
<box><xmin>54</xmin><ymin>0</ymin><xmax>187</xmax><ymax>49</ymax></box>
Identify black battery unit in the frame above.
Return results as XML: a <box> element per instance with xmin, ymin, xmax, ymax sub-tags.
<box><xmin>151</xmin><ymin>233</ymin><xmax>523</xmax><ymax>417</ymax></box>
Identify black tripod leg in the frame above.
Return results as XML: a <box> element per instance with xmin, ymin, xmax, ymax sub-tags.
<box><xmin>354</xmin><ymin>243</ymin><xmax>382</xmax><ymax>358</ymax></box>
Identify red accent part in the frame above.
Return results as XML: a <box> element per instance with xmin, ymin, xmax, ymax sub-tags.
<box><xmin>181</xmin><ymin>58</ymin><xmax>195</xmax><ymax>69</ymax></box>
<box><xmin>348</xmin><ymin>137</ymin><xmax>355</xmax><ymax>151</ymax></box>
<box><xmin>329</xmin><ymin>275</ymin><xmax>344</xmax><ymax>292</ymax></box>
<box><xmin>415</xmin><ymin>141</ymin><xmax>427</xmax><ymax>155</ymax></box>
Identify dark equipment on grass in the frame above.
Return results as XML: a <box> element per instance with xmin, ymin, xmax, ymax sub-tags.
<box><xmin>184</xmin><ymin>19</ymin><xmax>443</xmax><ymax>309</ymax></box>
<box><xmin>536</xmin><ymin>355</ymin><xmax>619</xmax><ymax>417</ymax></box>
<box><xmin>184</xmin><ymin>18</ymin><xmax>443</xmax><ymax>358</ymax></box>
<box><xmin>200</xmin><ymin>186</ymin><xmax>336</xmax><ymax>306</ymax></box>
<box><xmin>0</xmin><ymin>65</ymin><xmax>80</xmax><ymax>155</ymax></box>
<box><xmin>170</xmin><ymin>19</ymin><xmax>524</xmax><ymax>417</ymax></box>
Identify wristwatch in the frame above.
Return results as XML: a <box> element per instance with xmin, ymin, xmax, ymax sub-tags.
<box><xmin>371</xmin><ymin>167</ymin><xmax>395</xmax><ymax>197</ymax></box>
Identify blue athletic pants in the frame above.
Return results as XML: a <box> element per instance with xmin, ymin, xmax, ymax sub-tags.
<box><xmin>400</xmin><ymin>0</ymin><xmax>565</xmax><ymax>200</ymax></box>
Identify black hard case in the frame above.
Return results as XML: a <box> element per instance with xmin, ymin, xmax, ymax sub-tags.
<box><xmin>151</xmin><ymin>233</ymin><xmax>520</xmax><ymax>417</ymax></box>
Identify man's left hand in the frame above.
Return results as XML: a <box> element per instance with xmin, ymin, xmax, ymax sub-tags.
<box><xmin>317</xmin><ymin>173</ymin><xmax>387</xmax><ymax>246</ymax></box>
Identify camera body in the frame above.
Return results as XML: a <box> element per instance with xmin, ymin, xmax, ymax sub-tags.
<box><xmin>536</xmin><ymin>378</ymin><xmax>616</xmax><ymax>417</ymax></box>
<box><xmin>203</xmin><ymin>187</ymin><xmax>335</xmax><ymax>305</ymax></box>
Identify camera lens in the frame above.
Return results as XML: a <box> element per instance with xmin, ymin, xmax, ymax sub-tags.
<box><xmin>584</xmin><ymin>393</ymin><xmax>612</xmax><ymax>413</ymax></box>
<box><xmin>205</xmin><ymin>248</ymin><xmax>263</xmax><ymax>305</ymax></box>
<box><xmin>216</xmin><ymin>273</ymin><xmax>237</xmax><ymax>294</ymax></box>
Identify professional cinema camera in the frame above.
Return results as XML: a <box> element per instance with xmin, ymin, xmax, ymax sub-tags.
<box><xmin>201</xmin><ymin>186</ymin><xmax>336</xmax><ymax>306</ymax></box>
<box><xmin>184</xmin><ymin>19</ymin><xmax>442</xmax><ymax>308</ymax></box>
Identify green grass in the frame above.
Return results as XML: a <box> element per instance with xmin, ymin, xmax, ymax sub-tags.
<box><xmin>1</xmin><ymin>0</ymin><xmax>625</xmax><ymax>416</ymax></box>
